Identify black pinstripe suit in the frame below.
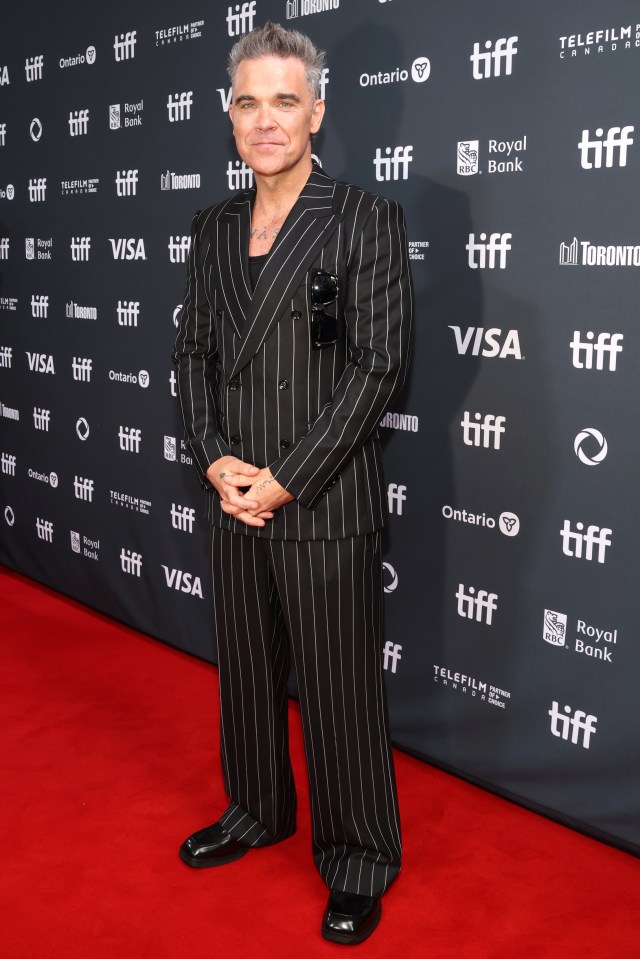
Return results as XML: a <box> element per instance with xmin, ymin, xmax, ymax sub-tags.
<box><xmin>173</xmin><ymin>163</ymin><xmax>413</xmax><ymax>897</ymax></box>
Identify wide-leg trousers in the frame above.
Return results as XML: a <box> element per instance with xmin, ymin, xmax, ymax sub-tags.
<box><xmin>209</xmin><ymin>526</ymin><xmax>402</xmax><ymax>898</ymax></box>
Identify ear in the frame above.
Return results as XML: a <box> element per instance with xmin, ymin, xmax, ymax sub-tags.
<box><xmin>310</xmin><ymin>98</ymin><xmax>325</xmax><ymax>135</ymax></box>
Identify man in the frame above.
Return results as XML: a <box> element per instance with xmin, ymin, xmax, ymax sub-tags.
<box><xmin>172</xmin><ymin>21</ymin><xmax>413</xmax><ymax>945</ymax></box>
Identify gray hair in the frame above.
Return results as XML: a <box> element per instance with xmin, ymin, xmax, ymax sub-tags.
<box><xmin>227</xmin><ymin>21</ymin><xmax>326</xmax><ymax>99</ymax></box>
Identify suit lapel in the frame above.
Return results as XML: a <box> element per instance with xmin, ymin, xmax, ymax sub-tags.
<box><xmin>217</xmin><ymin>192</ymin><xmax>253</xmax><ymax>338</ymax></box>
<box><xmin>227</xmin><ymin>165</ymin><xmax>342</xmax><ymax>381</ymax></box>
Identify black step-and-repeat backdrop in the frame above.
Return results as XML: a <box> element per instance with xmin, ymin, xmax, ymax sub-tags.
<box><xmin>2</xmin><ymin>0</ymin><xmax>639</xmax><ymax>855</ymax></box>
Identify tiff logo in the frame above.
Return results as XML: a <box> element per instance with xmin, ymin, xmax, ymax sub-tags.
<box><xmin>119</xmin><ymin>426</ymin><xmax>141</xmax><ymax>453</ymax></box>
<box><xmin>383</xmin><ymin>641</ymin><xmax>402</xmax><ymax>674</ymax></box>
<box><xmin>168</xmin><ymin>235</ymin><xmax>191</xmax><ymax>263</ymax></box>
<box><xmin>578</xmin><ymin>125</ymin><xmax>634</xmax><ymax>169</ymax></box>
<box><xmin>114</xmin><ymin>31</ymin><xmax>137</xmax><ymax>61</ymax></box>
<box><xmin>72</xmin><ymin>357</ymin><xmax>93</xmax><ymax>381</ymax></box>
<box><xmin>0</xmin><ymin>345</ymin><xmax>12</xmax><ymax>367</ymax></box>
<box><xmin>570</xmin><ymin>332</ymin><xmax>623</xmax><ymax>371</ymax></box>
<box><xmin>68</xmin><ymin>109</ymin><xmax>89</xmax><ymax>136</ymax></box>
<box><xmin>387</xmin><ymin>483</ymin><xmax>407</xmax><ymax>515</ymax></box>
<box><xmin>36</xmin><ymin>517</ymin><xmax>53</xmax><ymax>542</ymax></box>
<box><xmin>466</xmin><ymin>232</ymin><xmax>511</xmax><ymax>269</ymax></box>
<box><xmin>456</xmin><ymin>583</ymin><xmax>498</xmax><ymax>625</ymax></box>
<box><xmin>117</xmin><ymin>300</ymin><xmax>140</xmax><ymax>326</ymax></box>
<box><xmin>71</xmin><ymin>237</ymin><xmax>91</xmax><ymax>261</ymax></box>
<box><xmin>31</xmin><ymin>295</ymin><xmax>49</xmax><ymax>318</ymax></box>
<box><xmin>28</xmin><ymin>178</ymin><xmax>47</xmax><ymax>202</ymax></box>
<box><xmin>121</xmin><ymin>548</ymin><xmax>143</xmax><ymax>576</ymax></box>
<box><xmin>1</xmin><ymin>452</ymin><xmax>16</xmax><ymax>476</ymax></box>
<box><xmin>25</xmin><ymin>55</ymin><xmax>44</xmax><ymax>82</ymax></box>
<box><xmin>116</xmin><ymin>169</ymin><xmax>139</xmax><ymax>196</ymax></box>
<box><xmin>227</xmin><ymin>2</ymin><xmax>256</xmax><ymax>36</ymax></box>
<box><xmin>171</xmin><ymin>503</ymin><xmax>195</xmax><ymax>533</ymax></box>
<box><xmin>549</xmin><ymin>701</ymin><xmax>597</xmax><ymax>749</ymax></box>
<box><xmin>560</xmin><ymin>520</ymin><xmax>612</xmax><ymax>564</ymax></box>
<box><xmin>470</xmin><ymin>36</ymin><xmax>518</xmax><ymax>79</ymax></box>
<box><xmin>373</xmin><ymin>145</ymin><xmax>413</xmax><ymax>181</ymax></box>
<box><xmin>74</xmin><ymin>476</ymin><xmax>94</xmax><ymax>502</ymax></box>
<box><xmin>0</xmin><ymin>123</ymin><xmax>6</xmax><ymax>146</ymax></box>
<box><xmin>167</xmin><ymin>92</ymin><xmax>193</xmax><ymax>122</ymax></box>
<box><xmin>0</xmin><ymin>238</ymin><xmax>9</xmax><ymax>258</ymax></box>
<box><xmin>461</xmin><ymin>412</ymin><xmax>506</xmax><ymax>449</ymax></box>
<box><xmin>33</xmin><ymin>407</ymin><xmax>50</xmax><ymax>430</ymax></box>
<box><xmin>227</xmin><ymin>160</ymin><xmax>254</xmax><ymax>191</ymax></box>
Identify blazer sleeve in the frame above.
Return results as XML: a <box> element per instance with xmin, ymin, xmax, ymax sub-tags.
<box><xmin>172</xmin><ymin>209</ymin><xmax>231</xmax><ymax>490</ymax></box>
<box><xmin>269</xmin><ymin>197</ymin><xmax>413</xmax><ymax>510</ymax></box>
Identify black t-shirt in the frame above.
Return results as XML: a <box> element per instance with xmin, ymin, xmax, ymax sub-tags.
<box><xmin>248</xmin><ymin>253</ymin><xmax>269</xmax><ymax>293</ymax></box>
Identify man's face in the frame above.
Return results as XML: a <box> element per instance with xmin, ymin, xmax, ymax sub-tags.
<box><xmin>229</xmin><ymin>55</ymin><xmax>325</xmax><ymax>178</ymax></box>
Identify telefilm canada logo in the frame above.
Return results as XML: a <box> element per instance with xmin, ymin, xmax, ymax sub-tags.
<box><xmin>559</xmin><ymin>23</ymin><xmax>640</xmax><ymax>59</ymax></box>
<box><xmin>543</xmin><ymin>608</ymin><xmax>618</xmax><ymax>664</ymax></box>
<box><xmin>61</xmin><ymin>178</ymin><xmax>99</xmax><ymax>196</ymax></box>
<box><xmin>154</xmin><ymin>21</ymin><xmax>204</xmax><ymax>45</ymax></box>
<box><xmin>458</xmin><ymin>136</ymin><xmax>527</xmax><ymax>175</ymax></box>
<box><xmin>433</xmin><ymin>664</ymin><xmax>512</xmax><ymax>709</ymax></box>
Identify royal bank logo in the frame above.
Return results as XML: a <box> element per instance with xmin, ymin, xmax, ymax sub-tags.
<box><xmin>382</xmin><ymin>561</ymin><xmax>398</xmax><ymax>593</ymax></box>
<box><xmin>458</xmin><ymin>136</ymin><xmax>527</xmax><ymax>175</ymax></box>
<box><xmin>456</xmin><ymin>584</ymin><xmax>498</xmax><ymax>625</ymax></box>
<box><xmin>155</xmin><ymin>21</ymin><xmax>204</xmax><ymax>45</ymax></box>
<box><xmin>574</xmin><ymin>427</ymin><xmax>608</xmax><ymax>465</ymax></box>
<box><xmin>560</xmin><ymin>237</ymin><xmax>640</xmax><ymax>267</ymax></box>
<box><xmin>578</xmin><ymin>126</ymin><xmax>633</xmax><ymax>169</ymax></box>
<box><xmin>360</xmin><ymin>56</ymin><xmax>430</xmax><ymax>88</ymax></box>
<box><xmin>25</xmin><ymin>55</ymin><xmax>44</xmax><ymax>82</ymax></box>
<box><xmin>59</xmin><ymin>46</ymin><xmax>96</xmax><ymax>69</ymax></box>
<box><xmin>73</xmin><ymin>533</ymin><xmax>99</xmax><ymax>560</ymax></box>
<box><xmin>570</xmin><ymin>331</ymin><xmax>623</xmax><ymax>370</ymax></box>
<box><xmin>227</xmin><ymin>160</ymin><xmax>254</xmax><ymax>191</ymax></box>
<box><xmin>373</xmin><ymin>145</ymin><xmax>413</xmax><ymax>181</ymax></box>
<box><xmin>549</xmin><ymin>702</ymin><xmax>597</xmax><ymax>749</ymax></box>
<box><xmin>116</xmin><ymin>170</ymin><xmax>139</xmax><ymax>196</ymax></box>
<box><xmin>168</xmin><ymin>236</ymin><xmax>190</xmax><ymax>262</ymax></box>
<box><xmin>167</xmin><ymin>92</ymin><xmax>193</xmax><ymax>122</ymax></box>
<box><xmin>470</xmin><ymin>36</ymin><xmax>518</xmax><ymax>79</ymax></box>
<box><xmin>68</xmin><ymin>109</ymin><xmax>89</xmax><ymax>136</ymax></box>
<box><xmin>70</xmin><ymin>531</ymin><xmax>81</xmax><ymax>554</ymax></box>
<box><xmin>466</xmin><ymin>232</ymin><xmax>511</xmax><ymax>269</ymax></box>
<box><xmin>286</xmin><ymin>0</ymin><xmax>339</xmax><ymax>17</ymax></box>
<box><xmin>160</xmin><ymin>170</ymin><xmax>201</xmax><ymax>191</ymax></box>
<box><xmin>460</xmin><ymin>412</ymin><xmax>506</xmax><ymax>449</ymax></box>
<box><xmin>114</xmin><ymin>31</ymin><xmax>137</xmax><ymax>61</ymax></box>
<box><xmin>449</xmin><ymin>326</ymin><xmax>522</xmax><ymax>359</ymax></box>
<box><xmin>560</xmin><ymin>520</ymin><xmax>612</xmax><ymax>564</ymax></box>
<box><xmin>543</xmin><ymin>609</ymin><xmax>567</xmax><ymax>647</ymax></box>
<box><xmin>109</xmin><ymin>100</ymin><xmax>144</xmax><ymax>130</ymax></box>
<box><xmin>560</xmin><ymin>25</ymin><xmax>638</xmax><ymax>59</ymax></box>
<box><xmin>117</xmin><ymin>300</ymin><xmax>140</xmax><ymax>326</ymax></box>
<box><xmin>164</xmin><ymin>435</ymin><xmax>177</xmax><ymax>461</ymax></box>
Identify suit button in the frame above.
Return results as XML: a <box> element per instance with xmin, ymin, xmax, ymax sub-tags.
<box><xmin>278</xmin><ymin>379</ymin><xmax>289</xmax><ymax>390</ymax></box>
<box><xmin>230</xmin><ymin>434</ymin><xmax>240</xmax><ymax>445</ymax></box>
<box><xmin>228</xmin><ymin>379</ymin><xmax>240</xmax><ymax>391</ymax></box>
<box><xmin>280</xmin><ymin>439</ymin><xmax>290</xmax><ymax>449</ymax></box>
<box><xmin>216</xmin><ymin>310</ymin><xmax>222</xmax><ymax>319</ymax></box>
<box><xmin>291</xmin><ymin>310</ymin><xmax>301</xmax><ymax>320</ymax></box>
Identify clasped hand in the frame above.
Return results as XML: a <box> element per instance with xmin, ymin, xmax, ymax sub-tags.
<box><xmin>206</xmin><ymin>456</ymin><xmax>294</xmax><ymax>528</ymax></box>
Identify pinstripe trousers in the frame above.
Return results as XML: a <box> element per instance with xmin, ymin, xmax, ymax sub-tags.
<box><xmin>210</xmin><ymin>526</ymin><xmax>402</xmax><ymax>898</ymax></box>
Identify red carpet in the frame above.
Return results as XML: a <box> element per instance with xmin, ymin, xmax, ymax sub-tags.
<box><xmin>2</xmin><ymin>564</ymin><xmax>639</xmax><ymax>958</ymax></box>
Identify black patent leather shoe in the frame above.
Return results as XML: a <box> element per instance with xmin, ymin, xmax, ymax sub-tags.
<box><xmin>321</xmin><ymin>889</ymin><xmax>382</xmax><ymax>945</ymax></box>
<box><xmin>178</xmin><ymin>821</ymin><xmax>250</xmax><ymax>868</ymax></box>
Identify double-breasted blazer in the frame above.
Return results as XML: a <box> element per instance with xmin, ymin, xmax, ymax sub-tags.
<box><xmin>173</xmin><ymin>163</ymin><xmax>413</xmax><ymax>541</ymax></box>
